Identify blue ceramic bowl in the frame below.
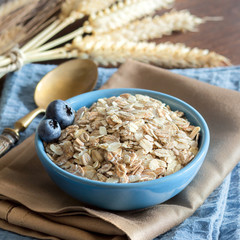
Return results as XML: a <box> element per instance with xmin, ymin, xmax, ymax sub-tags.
<box><xmin>35</xmin><ymin>88</ymin><xmax>210</xmax><ymax>211</ymax></box>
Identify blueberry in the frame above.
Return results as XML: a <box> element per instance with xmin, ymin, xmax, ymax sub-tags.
<box><xmin>46</xmin><ymin>100</ymin><xmax>75</xmax><ymax>129</ymax></box>
<box><xmin>37</xmin><ymin>119</ymin><xmax>61</xmax><ymax>143</ymax></box>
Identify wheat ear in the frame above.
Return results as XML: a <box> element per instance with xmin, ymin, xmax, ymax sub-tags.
<box><xmin>92</xmin><ymin>10</ymin><xmax>207</xmax><ymax>42</ymax></box>
<box><xmin>71</xmin><ymin>37</ymin><xmax>231</xmax><ymax>68</ymax></box>
<box><xmin>86</xmin><ymin>0</ymin><xmax>174</xmax><ymax>34</ymax></box>
<box><xmin>61</xmin><ymin>0</ymin><xmax>117</xmax><ymax>19</ymax></box>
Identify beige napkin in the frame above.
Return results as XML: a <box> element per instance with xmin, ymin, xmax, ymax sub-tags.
<box><xmin>0</xmin><ymin>60</ymin><xmax>240</xmax><ymax>240</ymax></box>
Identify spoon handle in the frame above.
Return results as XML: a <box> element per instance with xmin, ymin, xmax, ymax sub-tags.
<box><xmin>0</xmin><ymin>107</ymin><xmax>45</xmax><ymax>157</ymax></box>
<box><xmin>0</xmin><ymin>128</ymin><xmax>19</xmax><ymax>158</ymax></box>
<box><xmin>14</xmin><ymin>107</ymin><xmax>45</xmax><ymax>132</ymax></box>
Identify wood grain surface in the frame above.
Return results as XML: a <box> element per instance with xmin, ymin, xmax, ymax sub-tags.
<box><xmin>0</xmin><ymin>0</ymin><xmax>239</xmax><ymax>94</ymax></box>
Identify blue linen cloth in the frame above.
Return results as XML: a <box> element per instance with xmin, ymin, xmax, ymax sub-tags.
<box><xmin>0</xmin><ymin>64</ymin><xmax>239</xmax><ymax>240</ymax></box>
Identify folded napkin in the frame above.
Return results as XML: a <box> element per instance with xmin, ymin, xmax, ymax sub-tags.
<box><xmin>0</xmin><ymin>60</ymin><xmax>239</xmax><ymax>240</ymax></box>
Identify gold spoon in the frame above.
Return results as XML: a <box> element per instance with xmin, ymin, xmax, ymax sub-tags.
<box><xmin>0</xmin><ymin>59</ymin><xmax>98</xmax><ymax>157</ymax></box>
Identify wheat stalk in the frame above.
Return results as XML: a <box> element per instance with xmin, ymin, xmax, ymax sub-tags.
<box><xmin>23</xmin><ymin>0</ymin><xmax>117</xmax><ymax>54</ymax></box>
<box><xmin>0</xmin><ymin>0</ymin><xmax>63</xmax><ymax>55</ymax></box>
<box><xmin>0</xmin><ymin>0</ymin><xmax>117</xmax><ymax>72</ymax></box>
<box><xmin>0</xmin><ymin>0</ymin><xmax>61</xmax><ymax>56</ymax></box>
<box><xmin>0</xmin><ymin>0</ymin><xmax>63</xmax><ymax>67</ymax></box>
<box><xmin>71</xmin><ymin>37</ymin><xmax>231</xmax><ymax>68</ymax></box>
<box><xmin>92</xmin><ymin>10</ymin><xmax>206</xmax><ymax>42</ymax></box>
<box><xmin>22</xmin><ymin>0</ymin><xmax>118</xmax><ymax>54</ymax></box>
<box><xmin>25</xmin><ymin>25</ymin><xmax>93</xmax><ymax>55</ymax></box>
<box><xmin>22</xmin><ymin>0</ymin><xmax>117</xmax><ymax>53</ymax></box>
<box><xmin>23</xmin><ymin>48</ymin><xmax>78</xmax><ymax>63</ymax></box>
<box><xmin>0</xmin><ymin>1</ymin><xmax>39</xmax><ymax>31</ymax></box>
<box><xmin>0</xmin><ymin>25</ymin><xmax>25</xmax><ymax>55</ymax></box>
<box><xmin>21</xmin><ymin>1</ymin><xmax>60</xmax><ymax>43</ymax></box>
<box><xmin>86</xmin><ymin>0</ymin><xmax>174</xmax><ymax>34</ymax></box>
<box><xmin>21</xmin><ymin>0</ymin><xmax>117</xmax><ymax>54</ymax></box>
<box><xmin>0</xmin><ymin>0</ymin><xmax>33</xmax><ymax>18</ymax></box>
<box><xmin>0</xmin><ymin>46</ymin><xmax>79</xmax><ymax>74</ymax></box>
<box><xmin>21</xmin><ymin>0</ymin><xmax>84</xmax><ymax>52</ymax></box>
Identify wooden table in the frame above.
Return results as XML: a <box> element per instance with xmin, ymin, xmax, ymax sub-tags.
<box><xmin>0</xmin><ymin>0</ymin><xmax>239</xmax><ymax>94</ymax></box>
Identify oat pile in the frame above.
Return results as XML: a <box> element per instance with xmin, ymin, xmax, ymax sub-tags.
<box><xmin>44</xmin><ymin>93</ymin><xmax>200</xmax><ymax>183</ymax></box>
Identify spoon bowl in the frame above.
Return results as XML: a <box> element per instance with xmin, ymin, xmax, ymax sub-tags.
<box><xmin>0</xmin><ymin>59</ymin><xmax>98</xmax><ymax>157</ymax></box>
<box><xmin>35</xmin><ymin>59</ymin><xmax>98</xmax><ymax>109</ymax></box>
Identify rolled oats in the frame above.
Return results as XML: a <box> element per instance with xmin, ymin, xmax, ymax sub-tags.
<box><xmin>81</xmin><ymin>152</ymin><xmax>93</xmax><ymax>166</ymax></box>
<box><xmin>79</xmin><ymin>132</ymin><xmax>90</xmax><ymax>142</ymax></box>
<box><xmin>189</xmin><ymin>126</ymin><xmax>201</xmax><ymax>139</ymax></box>
<box><xmin>45</xmin><ymin>94</ymin><xmax>200</xmax><ymax>183</ymax></box>
<box><xmin>49</xmin><ymin>144</ymin><xmax>63</xmax><ymax>155</ymax></box>
<box><xmin>91</xmin><ymin>149</ymin><xmax>104</xmax><ymax>162</ymax></box>
<box><xmin>98</xmin><ymin>163</ymin><xmax>112</xmax><ymax>174</ymax></box>
<box><xmin>139</xmin><ymin>139</ymin><xmax>153</xmax><ymax>153</ymax></box>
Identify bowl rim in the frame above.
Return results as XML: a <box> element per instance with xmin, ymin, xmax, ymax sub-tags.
<box><xmin>35</xmin><ymin>88</ymin><xmax>210</xmax><ymax>188</ymax></box>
